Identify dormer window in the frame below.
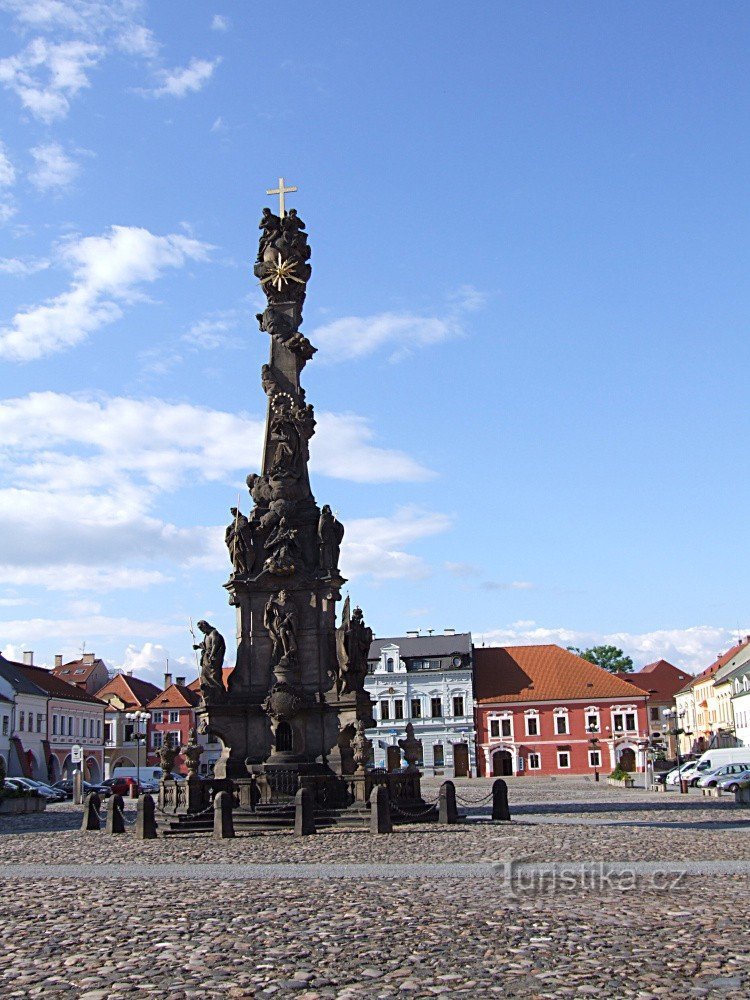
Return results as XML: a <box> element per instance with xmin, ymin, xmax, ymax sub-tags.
<box><xmin>386</xmin><ymin>658</ymin><xmax>394</xmax><ymax>673</ymax></box>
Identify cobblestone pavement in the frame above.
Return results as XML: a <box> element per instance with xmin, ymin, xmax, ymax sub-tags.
<box><xmin>1</xmin><ymin>778</ymin><xmax>748</xmax><ymax>997</ymax></box>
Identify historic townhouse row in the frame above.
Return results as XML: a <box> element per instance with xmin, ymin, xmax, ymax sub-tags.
<box><xmin>0</xmin><ymin>652</ymin><xmax>106</xmax><ymax>783</ymax></box>
<box><xmin>674</xmin><ymin>636</ymin><xmax>750</xmax><ymax>755</ymax></box>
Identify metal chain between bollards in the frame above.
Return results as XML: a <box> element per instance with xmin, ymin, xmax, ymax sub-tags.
<box><xmin>389</xmin><ymin>799</ymin><xmax>439</xmax><ymax>819</ymax></box>
<box><xmin>115</xmin><ymin>805</ymin><xmax>138</xmax><ymax>827</ymax></box>
<box><xmin>454</xmin><ymin>790</ymin><xmax>495</xmax><ymax>805</ymax></box>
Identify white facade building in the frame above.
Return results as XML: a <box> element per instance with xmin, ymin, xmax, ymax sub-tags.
<box><xmin>364</xmin><ymin>631</ymin><xmax>476</xmax><ymax>777</ymax></box>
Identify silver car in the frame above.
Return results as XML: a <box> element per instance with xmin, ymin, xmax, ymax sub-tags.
<box><xmin>695</xmin><ymin>763</ymin><xmax>750</xmax><ymax>788</ymax></box>
<box><xmin>717</xmin><ymin>769</ymin><xmax>750</xmax><ymax>793</ymax></box>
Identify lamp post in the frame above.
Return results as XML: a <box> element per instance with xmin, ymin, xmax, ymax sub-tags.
<box><xmin>587</xmin><ymin>725</ymin><xmax>600</xmax><ymax>782</ymax></box>
<box><xmin>125</xmin><ymin>710</ymin><xmax>149</xmax><ymax>791</ymax></box>
<box><xmin>663</xmin><ymin>709</ymin><xmax>690</xmax><ymax>794</ymax></box>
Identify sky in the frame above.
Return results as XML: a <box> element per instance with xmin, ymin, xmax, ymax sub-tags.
<box><xmin>0</xmin><ymin>1</ymin><xmax>749</xmax><ymax>685</ymax></box>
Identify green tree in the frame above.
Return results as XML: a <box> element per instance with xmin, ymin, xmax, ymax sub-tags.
<box><xmin>567</xmin><ymin>644</ymin><xmax>634</xmax><ymax>673</ymax></box>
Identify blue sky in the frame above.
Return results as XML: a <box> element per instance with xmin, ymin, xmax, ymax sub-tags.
<box><xmin>0</xmin><ymin>1</ymin><xmax>748</xmax><ymax>683</ymax></box>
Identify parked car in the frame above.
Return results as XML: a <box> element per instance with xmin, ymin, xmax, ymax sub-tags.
<box><xmin>51</xmin><ymin>779</ymin><xmax>111</xmax><ymax>799</ymax></box>
<box><xmin>101</xmin><ymin>776</ymin><xmax>140</xmax><ymax>796</ymax></box>
<box><xmin>695</xmin><ymin>763</ymin><xmax>750</xmax><ymax>788</ymax></box>
<box><xmin>10</xmin><ymin>777</ymin><xmax>66</xmax><ymax>802</ymax></box>
<box><xmin>692</xmin><ymin>748</ymin><xmax>750</xmax><ymax>778</ymax></box>
<box><xmin>717</xmin><ymin>769</ymin><xmax>750</xmax><ymax>793</ymax></box>
<box><xmin>665</xmin><ymin>761</ymin><xmax>699</xmax><ymax>784</ymax></box>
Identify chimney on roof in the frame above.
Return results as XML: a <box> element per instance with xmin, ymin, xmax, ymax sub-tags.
<box><xmin>126</xmin><ymin>670</ymin><xmax>133</xmax><ymax>677</ymax></box>
<box><xmin>164</xmin><ymin>672</ymin><xmax>173</xmax><ymax>688</ymax></box>
<box><xmin>176</xmin><ymin>676</ymin><xmax>186</xmax><ymax>687</ymax></box>
<box><xmin>54</xmin><ymin>654</ymin><xmax>63</xmax><ymax>668</ymax></box>
<box><xmin>406</xmin><ymin>630</ymin><xmax>419</xmax><ymax>637</ymax></box>
<box><xmin>444</xmin><ymin>628</ymin><xmax>455</xmax><ymax>635</ymax></box>
<box><xmin>22</xmin><ymin>651</ymin><xmax>33</xmax><ymax>665</ymax></box>
<box><xmin>82</xmin><ymin>652</ymin><xmax>95</xmax><ymax>666</ymax></box>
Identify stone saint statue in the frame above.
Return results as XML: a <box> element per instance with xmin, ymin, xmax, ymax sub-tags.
<box><xmin>194</xmin><ymin>620</ymin><xmax>226</xmax><ymax>697</ymax></box>
<box><xmin>264</xmin><ymin>590</ymin><xmax>298</xmax><ymax>668</ymax></box>
<box><xmin>336</xmin><ymin>598</ymin><xmax>372</xmax><ymax>695</ymax></box>
<box><xmin>225</xmin><ymin>507</ymin><xmax>252</xmax><ymax>576</ymax></box>
<box><xmin>257</xmin><ymin>207</ymin><xmax>281</xmax><ymax>260</ymax></box>
<box><xmin>318</xmin><ymin>504</ymin><xmax>344</xmax><ymax>573</ymax></box>
<box><xmin>264</xmin><ymin>516</ymin><xmax>301</xmax><ymax>575</ymax></box>
<box><xmin>269</xmin><ymin>403</ymin><xmax>302</xmax><ymax>479</ymax></box>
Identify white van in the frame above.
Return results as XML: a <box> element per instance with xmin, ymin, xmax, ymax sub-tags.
<box><xmin>693</xmin><ymin>748</ymin><xmax>750</xmax><ymax>776</ymax></box>
<box><xmin>110</xmin><ymin>766</ymin><xmax>165</xmax><ymax>783</ymax></box>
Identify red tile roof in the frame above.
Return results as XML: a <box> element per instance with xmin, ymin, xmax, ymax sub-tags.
<box><xmin>145</xmin><ymin>683</ymin><xmax>200</xmax><ymax>710</ymax></box>
<box><xmin>615</xmin><ymin>660</ymin><xmax>691</xmax><ymax>701</ymax></box>
<box><xmin>52</xmin><ymin>657</ymin><xmax>106</xmax><ymax>683</ymax></box>
<box><xmin>187</xmin><ymin>667</ymin><xmax>233</xmax><ymax>693</ymax></box>
<box><xmin>474</xmin><ymin>645</ymin><xmax>647</xmax><ymax>704</ymax></box>
<box><xmin>675</xmin><ymin>637</ymin><xmax>750</xmax><ymax>694</ymax></box>
<box><xmin>94</xmin><ymin>673</ymin><xmax>161</xmax><ymax>710</ymax></box>
<box><xmin>17</xmin><ymin>663</ymin><xmax>104</xmax><ymax>705</ymax></box>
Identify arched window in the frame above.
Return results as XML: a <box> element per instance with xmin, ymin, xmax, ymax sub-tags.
<box><xmin>276</xmin><ymin>722</ymin><xmax>293</xmax><ymax>752</ymax></box>
<box><xmin>386</xmin><ymin>658</ymin><xmax>394</xmax><ymax>673</ymax></box>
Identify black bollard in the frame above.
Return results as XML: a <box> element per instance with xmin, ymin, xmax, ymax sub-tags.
<box><xmin>134</xmin><ymin>793</ymin><xmax>157</xmax><ymax>839</ymax></box>
<box><xmin>492</xmin><ymin>778</ymin><xmax>511</xmax><ymax>821</ymax></box>
<box><xmin>294</xmin><ymin>786</ymin><xmax>316</xmax><ymax>837</ymax></box>
<box><xmin>80</xmin><ymin>791</ymin><xmax>101</xmax><ymax>832</ymax></box>
<box><xmin>438</xmin><ymin>780</ymin><xmax>458</xmax><ymax>824</ymax></box>
<box><xmin>105</xmin><ymin>793</ymin><xmax>126</xmax><ymax>834</ymax></box>
<box><xmin>370</xmin><ymin>784</ymin><xmax>392</xmax><ymax>834</ymax></box>
<box><xmin>213</xmin><ymin>790</ymin><xmax>235</xmax><ymax>840</ymax></box>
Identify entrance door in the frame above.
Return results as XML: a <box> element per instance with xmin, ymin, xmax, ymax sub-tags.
<box><xmin>619</xmin><ymin>747</ymin><xmax>636</xmax><ymax>772</ymax></box>
<box><xmin>453</xmin><ymin>743</ymin><xmax>470</xmax><ymax>777</ymax></box>
<box><xmin>492</xmin><ymin>749</ymin><xmax>513</xmax><ymax>776</ymax></box>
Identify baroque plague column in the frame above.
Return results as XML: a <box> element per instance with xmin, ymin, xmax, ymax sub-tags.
<box><xmin>196</xmin><ymin>183</ymin><xmax>374</xmax><ymax>803</ymax></box>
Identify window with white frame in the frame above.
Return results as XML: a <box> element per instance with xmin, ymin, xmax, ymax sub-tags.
<box><xmin>37</xmin><ymin>714</ymin><xmax>43</xmax><ymax>733</ymax></box>
<box><xmin>19</xmin><ymin>711</ymin><xmax>24</xmax><ymax>731</ymax></box>
<box><xmin>554</xmin><ymin>711</ymin><xmax>569</xmax><ymax>735</ymax></box>
<box><xmin>152</xmin><ymin>731</ymin><xmax>164</xmax><ymax>750</ymax></box>
<box><xmin>52</xmin><ymin>714</ymin><xmax>58</xmax><ymax>735</ymax></box>
<box><xmin>585</xmin><ymin>712</ymin><xmax>600</xmax><ymax>732</ymax></box>
<box><xmin>152</xmin><ymin>711</ymin><xmax>163</xmax><ymax>724</ymax></box>
<box><xmin>380</xmin><ymin>700</ymin><xmax>390</xmax><ymax>721</ymax></box>
<box><xmin>557</xmin><ymin>750</ymin><xmax>571</xmax><ymax>769</ymax></box>
<box><xmin>169</xmin><ymin>710</ymin><xmax>180</xmax><ymax>724</ymax></box>
<box><xmin>430</xmin><ymin>697</ymin><xmax>443</xmax><ymax>718</ymax></box>
<box><xmin>1</xmin><ymin>715</ymin><xmax>8</xmax><ymax>736</ymax></box>
<box><xmin>452</xmin><ymin>696</ymin><xmax>465</xmax><ymax>717</ymax></box>
<box><xmin>489</xmin><ymin>719</ymin><xmax>500</xmax><ymax>738</ymax></box>
<box><xmin>588</xmin><ymin>750</ymin><xmax>601</xmax><ymax>767</ymax></box>
<box><xmin>82</xmin><ymin>718</ymin><xmax>87</xmax><ymax>738</ymax></box>
<box><xmin>394</xmin><ymin>699</ymin><xmax>404</xmax><ymax>720</ymax></box>
<box><xmin>528</xmin><ymin>752</ymin><xmax>541</xmax><ymax>770</ymax></box>
<box><xmin>525</xmin><ymin>713</ymin><xmax>539</xmax><ymax>736</ymax></box>
<box><xmin>613</xmin><ymin>711</ymin><xmax>636</xmax><ymax>734</ymax></box>
<box><xmin>410</xmin><ymin>698</ymin><xmax>421</xmax><ymax>719</ymax></box>
<box><xmin>500</xmin><ymin>717</ymin><xmax>512</xmax><ymax>737</ymax></box>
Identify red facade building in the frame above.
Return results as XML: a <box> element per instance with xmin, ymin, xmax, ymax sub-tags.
<box><xmin>145</xmin><ymin>678</ymin><xmax>200</xmax><ymax>775</ymax></box>
<box><xmin>474</xmin><ymin>645</ymin><xmax>649</xmax><ymax>776</ymax></box>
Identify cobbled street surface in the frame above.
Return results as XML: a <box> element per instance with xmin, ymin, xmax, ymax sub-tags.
<box><xmin>1</xmin><ymin>777</ymin><xmax>748</xmax><ymax>998</ymax></box>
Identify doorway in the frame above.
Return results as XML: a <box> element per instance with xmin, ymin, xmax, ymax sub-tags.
<box><xmin>453</xmin><ymin>743</ymin><xmax>470</xmax><ymax>777</ymax></box>
<box><xmin>492</xmin><ymin>749</ymin><xmax>513</xmax><ymax>776</ymax></box>
<box><xmin>619</xmin><ymin>747</ymin><xmax>636</xmax><ymax>772</ymax></box>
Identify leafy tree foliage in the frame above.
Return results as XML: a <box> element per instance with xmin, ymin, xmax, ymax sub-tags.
<box><xmin>567</xmin><ymin>644</ymin><xmax>634</xmax><ymax>673</ymax></box>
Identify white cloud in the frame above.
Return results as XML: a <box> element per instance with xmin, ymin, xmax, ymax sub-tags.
<box><xmin>0</xmin><ymin>392</ymin><xmax>438</xmax><ymax>593</ymax></box>
<box><xmin>0</xmin><ymin>565</ymin><xmax>171</xmax><ymax>593</ymax></box>
<box><xmin>0</xmin><ymin>201</ymin><xmax>16</xmax><ymax>224</ymax></box>
<box><xmin>210</xmin><ymin>116</ymin><xmax>226</xmax><ymax>133</ymax></box>
<box><xmin>0</xmin><ymin>615</ymin><xmax>184</xmax><ymax>642</ymax></box>
<box><xmin>342</xmin><ymin>506</ymin><xmax>452</xmax><ymax>581</ymax></box>
<box><xmin>211</xmin><ymin>15</ymin><xmax>230</xmax><ymax>31</ymax></box>
<box><xmin>116</xmin><ymin>24</ymin><xmax>159</xmax><ymax>59</ymax></box>
<box><xmin>314</xmin><ymin>413</ymin><xmax>433</xmax><ymax>483</ymax></box>
<box><xmin>312</xmin><ymin>312</ymin><xmax>458</xmax><ymax>364</ymax></box>
<box><xmin>0</xmin><ymin>141</ymin><xmax>16</xmax><ymax>186</ymax></box>
<box><xmin>0</xmin><ymin>225</ymin><xmax>212</xmax><ymax>361</ymax></box>
<box><xmin>0</xmin><ymin>37</ymin><xmax>103</xmax><ymax>121</ymax></box>
<box><xmin>476</xmin><ymin>621</ymin><xmax>749</xmax><ymax>675</ymax></box>
<box><xmin>482</xmin><ymin>580</ymin><xmax>535</xmax><ymax>591</ymax></box>
<box><xmin>0</xmin><ymin>256</ymin><xmax>49</xmax><ymax>275</ymax></box>
<box><xmin>182</xmin><ymin>310</ymin><xmax>240</xmax><ymax>349</ymax></box>
<box><xmin>29</xmin><ymin>141</ymin><xmax>79</xmax><ymax>191</ymax></box>
<box><xmin>152</xmin><ymin>57</ymin><xmax>220</xmax><ymax>98</ymax></box>
<box><xmin>113</xmin><ymin>642</ymin><xmax>194</xmax><ymax>687</ymax></box>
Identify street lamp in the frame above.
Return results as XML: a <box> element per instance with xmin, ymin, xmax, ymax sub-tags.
<box><xmin>587</xmin><ymin>725</ymin><xmax>601</xmax><ymax>782</ymax></box>
<box><xmin>663</xmin><ymin>709</ymin><xmax>690</xmax><ymax>794</ymax></box>
<box><xmin>125</xmin><ymin>710</ymin><xmax>149</xmax><ymax>791</ymax></box>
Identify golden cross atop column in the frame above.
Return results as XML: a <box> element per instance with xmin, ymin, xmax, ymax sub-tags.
<box><xmin>266</xmin><ymin>176</ymin><xmax>297</xmax><ymax>218</ymax></box>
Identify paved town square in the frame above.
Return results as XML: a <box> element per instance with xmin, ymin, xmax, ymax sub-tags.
<box><xmin>2</xmin><ymin>778</ymin><xmax>749</xmax><ymax>999</ymax></box>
